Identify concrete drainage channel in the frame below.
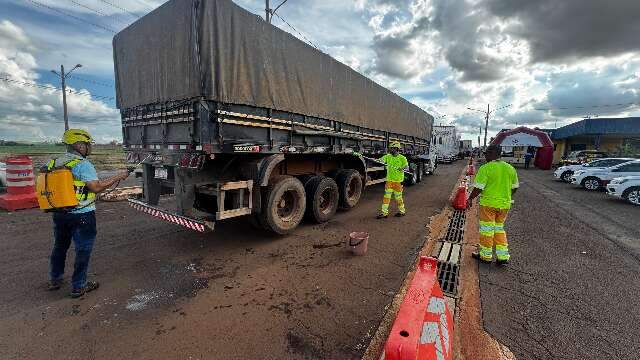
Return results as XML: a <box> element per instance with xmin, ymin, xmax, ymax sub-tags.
<box><xmin>431</xmin><ymin>209</ymin><xmax>466</xmax><ymax>310</ymax></box>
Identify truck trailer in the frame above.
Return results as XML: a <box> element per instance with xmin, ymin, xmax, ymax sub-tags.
<box><xmin>113</xmin><ymin>0</ymin><xmax>435</xmax><ymax>234</ymax></box>
<box><xmin>432</xmin><ymin>126</ymin><xmax>458</xmax><ymax>163</ymax></box>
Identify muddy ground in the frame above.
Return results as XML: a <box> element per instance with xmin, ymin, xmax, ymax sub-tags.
<box><xmin>0</xmin><ymin>162</ymin><xmax>463</xmax><ymax>360</ymax></box>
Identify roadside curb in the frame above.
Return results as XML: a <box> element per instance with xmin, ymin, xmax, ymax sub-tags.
<box><xmin>361</xmin><ymin>166</ymin><xmax>464</xmax><ymax>360</ymax></box>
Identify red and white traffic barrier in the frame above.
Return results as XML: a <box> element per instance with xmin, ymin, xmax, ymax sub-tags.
<box><xmin>0</xmin><ymin>156</ymin><xmax>39</xmax><ymax>211</ymax></box>
<box><xmin>381</xmin><ymin>256</ymin><xmax>454</xmax><ymax>360</ymax></box>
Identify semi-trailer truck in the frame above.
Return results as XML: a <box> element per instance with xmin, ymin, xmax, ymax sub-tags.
<box><xmin>113</xmin><ymin>0</ymin><xmax>435</xmax><ymax>234</ymax></box>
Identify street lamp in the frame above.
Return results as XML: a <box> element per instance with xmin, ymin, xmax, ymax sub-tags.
<box><xmin>51</xmin><ymin>64</ymin><xmax>83</xmax><ymax>130</ymax></box>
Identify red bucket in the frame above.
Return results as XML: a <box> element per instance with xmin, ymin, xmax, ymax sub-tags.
<box><xmin>348</xmin><ymin>232</ymin><xmax>369</xmax><ymax>256</ymax></box>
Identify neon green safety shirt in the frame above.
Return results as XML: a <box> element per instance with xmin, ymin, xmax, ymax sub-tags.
<box><xmin>379</xmin><ymin>153</ymin><xmax>409</xmax><ymax>183</ymax></box>
<box><xmin>473</xmin><ymin>160</ymin><xmax>519</xmax><ymax>209</ymax></box>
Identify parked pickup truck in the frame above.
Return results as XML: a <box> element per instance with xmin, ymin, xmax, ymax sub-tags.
<box><xmin>606</xmin><ymin>176</ymin><xmax>640</xmax><ymax>206</ymax></box>
<box><xmin>113</xmin><ymin>0</ymin><xmax>436</xmax><ymax>234</ymax></box>
<box><xmin>571</xmin><ymin>160</ymin><xmax>640</xmax><ymax>190</ymax></box>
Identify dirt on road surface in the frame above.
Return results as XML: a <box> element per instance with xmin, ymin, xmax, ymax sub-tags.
<box><xmin>0</xmin><ymin>162</ymin><xmax>464</xmax><ymax>359</ymax></box>
<box><xmin>479</xmin><ymin>169</ymin><xmax>640</xmax><ymax>360</ymax></box>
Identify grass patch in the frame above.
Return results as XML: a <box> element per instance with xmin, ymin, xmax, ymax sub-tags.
<box><xmin>0</xmin><ymin>144</ymin><xmax>126</xmax><ymax>171</ymax></box>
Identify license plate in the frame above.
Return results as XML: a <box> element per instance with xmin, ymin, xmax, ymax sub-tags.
<box><xmin>154</xmin><ymin>168</ymin><xmax>168</xmax><ymax>179</ymax></box>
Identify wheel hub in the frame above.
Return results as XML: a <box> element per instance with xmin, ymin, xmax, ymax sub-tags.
<box><xmin>629</xmin><ymin>191</ymin><xmax>640</xmax><ymax>205</ymax></box>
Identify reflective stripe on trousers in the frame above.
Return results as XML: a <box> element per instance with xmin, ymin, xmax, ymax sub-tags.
<box><xmin>381</xmin><ymin>181</ymin><xmax>405</xmax><ymax>215</ymax></box>
<box><xmin>479</xmin><ymin>205</ymin><xmax>510</xmax><ymax>261</ymax></box>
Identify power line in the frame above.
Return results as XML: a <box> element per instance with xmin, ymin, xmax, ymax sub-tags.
<box><xmin>271</xmin><ymin>12</ymin><xmax>320</xmax><ymax>50</ymax></box>
<box><xmin>130</xmin><ymin>0</ymin><xmax>154</xmax><ymax>11</ymax></box>
<box><xmin>67</xmin><ymin>74</ymin><xmax>114</xmax><ymax>88</ymax></box>
<box><xmin>24</xmin><ymin>0</ymin><xmax>117</xmax><ymax>33</ymax></box>
<box><xmin>96</xmin><ymin>0</ymin><xmax>140</xmax><ymax>19</ymax></box>
<box><xmin>534</xmin><ymin>101</ymin><xmax>639</xmax><ymax>111</ymax></box>
<box><xmin>1</xmin><ymin>77</ymin><xmax>115</xmax><ymax>101</ymax></box>
<box><xmin>67</xmin><ymin>0</ymin><xmax>130</xmax><ymax>26</ymax></box>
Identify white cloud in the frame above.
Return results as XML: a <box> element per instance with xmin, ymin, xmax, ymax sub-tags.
<box><xmin>3</xmin><ymin>0</ymin><xmax>639</xmax><ymax>144</ymax></box>
<box><xmin>0</xmin><ymin>20</ymin><xmax>119</xmax><ymax>143</ymax></box>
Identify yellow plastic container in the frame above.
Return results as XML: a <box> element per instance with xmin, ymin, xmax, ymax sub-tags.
<box><xmin>36</xmin><ymin>169</ymin><xmax>78</xmax><ymax>210</ymax></box>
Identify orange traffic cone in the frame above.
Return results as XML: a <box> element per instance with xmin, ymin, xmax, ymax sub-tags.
<box><xmin>452</xmin><ymin>183</ymin><xmax>468</xmax><ymax>210</ymax></box>
<box><xmin>466</xmin><ymin>158</ymin><xmax>476</xmax><ymax>175</ymax></box>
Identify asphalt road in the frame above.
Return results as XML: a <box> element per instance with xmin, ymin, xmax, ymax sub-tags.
<box><xmin>0</xmin><ymin>161</ymin><xmax>464</xmax><ymax>360</ymax></box>
<box><xmin>479</xmin><ymin>167</ymin><xmax>640</xmax><ymax>360</ymax></box>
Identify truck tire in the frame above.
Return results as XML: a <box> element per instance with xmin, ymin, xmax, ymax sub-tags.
<box><xmin>416</xmin><ymin>163</ymin><xmax>423</xmax><ymax>183</ymax></box>
<box><xmin>261</xmin><ymin>176</ymin><xmax>306</xmax><ymax>234</ymax></box>
<box><xmin>623</xmin><ymin>187</ymin><xmax>640</xmax><ymax>206</ymax></box>
<box><xmin>336</xmin><ymin>169</ymin><xmax>363</xmax><ymax>210</ymax></box>
<box><xmin>304</xmin><ymin>176</ymin><xmax>339</xmax><ymax>223</ymax></box>
<box><xmin>404</xmin><ymin>163</ymin><xmax>418</xmax><ymax>186</ymax></box>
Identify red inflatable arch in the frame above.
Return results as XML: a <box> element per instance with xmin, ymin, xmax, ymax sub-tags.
<box><xmin>490</xmin><ymin>127</ymin><xmax>554</xmax><ymax>170</ymax></box>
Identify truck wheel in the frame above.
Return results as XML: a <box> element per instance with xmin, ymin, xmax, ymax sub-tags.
<box><xmin>416</xmin><ymin>163</ymin><xmax>423</xmax><ymax>183</ymax></box>
<box><xmin>581</xmin><ymin>177</ymin><xmax>601</xmax><ymax>191</ymax></box>
<box><xmin>305</xmin><ymin>176</ymin><xmax>339</xmax><ymax>223</ymax></box>
<box><xmin>623</xmin><ymin>187</ymin><xmax>640</xmax><ymax>206</ymax></box>
<box><xmin>404</xmin><ymin>164</ymin><xmax>418</xmax><ymax>186</ymax></box>
<box><xmin>261</xmin><ymin>176</ymin><xmax>306</xmax><ymax>234</ymax></box>
<box><xmin>336</xmin><ymin>169</ymin><xmax>363</xmax><ymax>210</ymax></box>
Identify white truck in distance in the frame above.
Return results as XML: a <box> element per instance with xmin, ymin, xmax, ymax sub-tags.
<box><xmin>432</xmin><ymin>126</ymin><xmax>458</xmax><ymax>163</ymax></box>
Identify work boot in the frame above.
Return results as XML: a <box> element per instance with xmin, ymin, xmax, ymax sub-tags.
<box><xmin>48</xmin><ymin>279</ymin><xmax>64</xmax><ymax>291</ymax></box>
<box><xmin>70</xmin><ymin>281</ymin><xmax>100</xmax><ymax>298</ymax></box>
<box><xmin>471</xmin><ymin>252</ymin><xmax>492</xmax><ymax>264</ymax></box>
<box><xmin>377</xmin><ymin>213</ymin><xmax>388</xmax><ymax>219</ymax></box>
<box><xmin>496</xmin><ymin>259</ymin><xmax>510</xmax><ymax>266</ymax></box>
<box><xmin>394</xmin><ymin>212</ymin><xmax>406</xmax><ymax>217</ymax></box>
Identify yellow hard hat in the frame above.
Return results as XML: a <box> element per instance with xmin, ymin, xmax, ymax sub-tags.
<box><xmin>62</xmin><ymin>129</ymin><xmax>94</xmax><ymax>145</ymax></box>
<box><xmin>390</xmin><ymin>141</ymin><xmax>401</xmax><ymax>149</ymax></box>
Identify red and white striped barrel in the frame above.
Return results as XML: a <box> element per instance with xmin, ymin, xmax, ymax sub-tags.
<box><xmin>0</xmin><ymin>155</ymin><xmax>39</xmax><ymax>211</ymax></box>
<box><xmin>5</xmin><ymin>156</ymin><xmax>36</xmax><ymax>194</ymax></box>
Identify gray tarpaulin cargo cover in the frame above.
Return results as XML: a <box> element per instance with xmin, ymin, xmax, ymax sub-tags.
<box><xmin>113</xmin><ymin>0</ymin><xmax>433</xmax><ymax>140</ymax></box>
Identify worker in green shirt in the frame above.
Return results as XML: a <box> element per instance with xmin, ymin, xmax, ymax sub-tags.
<box><xmin>377</xmin><ymin>141</ymin><xmax>410</xmax><ymax>219</ymax></box>
<box><xmin>467</xmin><ymin>145</ymin><xmax>519</xmax><ymax>265</ymax></box>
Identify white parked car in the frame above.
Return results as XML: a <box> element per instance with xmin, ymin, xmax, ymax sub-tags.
<box><xmin>553</xmin><ymin>158</ymin><xmax>636</xmax><ymax>183</ymax></box>
<box><xmin>606</xmin><ymin>176</ymin><xmax>640</xmax><ymax>205</ymax></box>
<box><xmin>571</xmin><ymin>160</ymin><xmax>640</xmax><ymax>190</ymax></box>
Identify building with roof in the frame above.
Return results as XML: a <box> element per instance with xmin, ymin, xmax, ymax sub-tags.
<box><xmin>550</xmin><ymin>117</ymin><xmax>640</xmax><ymax>163</ymax></box>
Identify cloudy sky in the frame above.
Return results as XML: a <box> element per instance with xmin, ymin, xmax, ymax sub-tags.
<box><xmin>1</xmin><ymin>0</ymin><xmax>639</xmax><ymax>143</ymax></box>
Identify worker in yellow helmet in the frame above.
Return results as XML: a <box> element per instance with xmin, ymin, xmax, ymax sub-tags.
<box><xmin>377</xmin><ymin>141</ymin><xmax>410</xmax><ymax>219</ymax></box>
<box><xmin>47</xmin><ymin>129</ymin><xmax>129</xmax><ymax>298</ymax></box>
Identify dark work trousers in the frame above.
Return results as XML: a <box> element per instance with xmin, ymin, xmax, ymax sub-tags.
<box><xmin>49</xmin><ymin>211</ymin><xmax>97</xmax><ymax>290</ymax></box>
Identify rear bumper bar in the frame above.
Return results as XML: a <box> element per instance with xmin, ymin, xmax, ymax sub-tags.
<box><xmin>128</xmin><ymin>198</ymin><xmax>214</xmax><ymax>233</ymax></box>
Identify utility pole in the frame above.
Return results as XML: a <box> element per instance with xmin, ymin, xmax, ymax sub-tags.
<box><xmin>51</xmin><ymin>64</ymin><xmax>82</xmax><ymax>131</ymax></box>
<box><xmin>467</xmin><ymin>103</ymin><xmax>512</xmax><ymax>149</ymax></box>
<box><xmin>485</xmin><ymin>103</ymin><xmax>489</xmax><ymax>148</ymax></box>
<box><xmin>265</xmin><ymin>0</ymin><xmax>288</xmax><ymax>23</ymax></box>
<box><xmin>265</xmin><ymin>0</ymin><xmax>270</xmax><ymax>23</ymax></box>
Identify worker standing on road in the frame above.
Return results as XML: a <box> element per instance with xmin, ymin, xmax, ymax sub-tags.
<box><xmin>47</xmin><ymin>129</ymin><xmax>129</xmax><ymax>298</ymax></box>
<box><xmin>467</xmin><ymin>145</ymin><xmax>519</xmax><ymax>265</ymax></box>
<box><xmin>377</xmin><ymin>141</ymin><xmax>409</xmax><ymax>219</ymax></box>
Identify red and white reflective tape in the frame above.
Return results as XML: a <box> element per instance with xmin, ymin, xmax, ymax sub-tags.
<box><xmin>129</xmin><ymin>201</ymin><xmax>208</xmax><ymax>232</ymax></box>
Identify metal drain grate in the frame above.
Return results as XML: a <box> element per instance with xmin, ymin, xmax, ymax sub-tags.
<box><xmin>442</xmin><ymin>210</ymin><xmax>466</xmax><ymax>244</ymax></box>
<box><xmin>437</xmin><ymin>261</ymin><xmax>460</xmax><ymax>296</ymax></box>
